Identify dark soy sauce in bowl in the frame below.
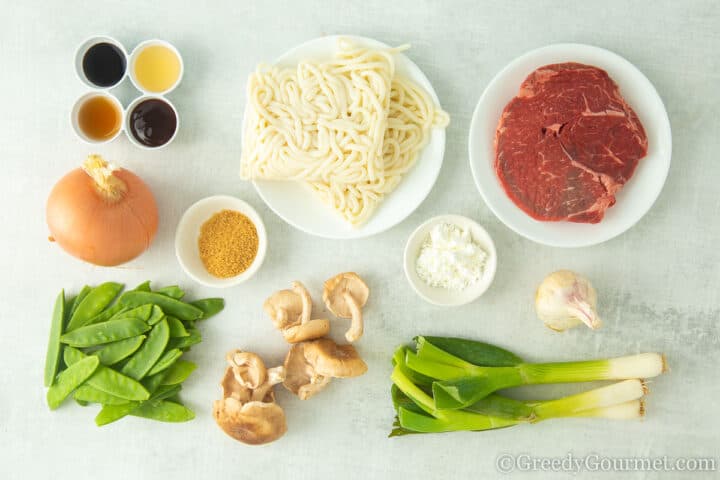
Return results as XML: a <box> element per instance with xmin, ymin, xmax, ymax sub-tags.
<box><xmin>128</xmin><ymin>98</ymin><xmax>178</xmax><ymax>148</ymax></box>
<box><xmin>82</xmin><ymin>43</ymin><xmax>127</xmax><ymax>87</ymax></box>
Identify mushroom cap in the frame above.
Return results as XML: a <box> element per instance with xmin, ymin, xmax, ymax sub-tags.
<box><xmin>263</xmin><ymin>289</ymin><xmax>302</xmax><ymax>329</ymax></box>
<box><xmin>213</xmin><ymin>397</ymin><xmax>287</xmax><ymax>445</ymax></box>
<box><xmin>323</xmin><ymin>272</ymin><xmax>369</xmax><ymax>318</ymax></box>
<box><xmin>282</xmin><ymin>318</ymin><xmax>330</xmax><ymax>343</ymax></box>
<box><xmin>283</xmin><ymin>343</ymin><xmax>330</xmax><ymax>400</ymax></box>
<box><xmin>303</xmin><ymin>338</ymin><xmax>368</xmax><ymax>378</ymax></box>
<box><xmin>226</xmin><ymin>350</ymin><xmax>267</xmax><ymax>389</ymax></box>
<box><xmin>263</xmin><ymin>282</ymin><xmax>314</xmax><ymax>335</ymax></box>
<box><xmin>220</xmin><ymin>366</ymin><xmax>252</xmax><ymax>403</ymax></box>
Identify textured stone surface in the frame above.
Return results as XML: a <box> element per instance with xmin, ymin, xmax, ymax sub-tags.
<box><xmin>0</xmin><ymin>1</ymin><xmax>718</xmax><ymax>478</ymax></box>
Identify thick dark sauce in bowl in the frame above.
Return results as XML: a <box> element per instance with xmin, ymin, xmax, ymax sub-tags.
<box><xmin>128</xmin><ymin>98</ymin><xmax>178</xmax><ymax>148</ymax></box>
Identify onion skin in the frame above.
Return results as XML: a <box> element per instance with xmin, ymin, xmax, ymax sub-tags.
<box><xmin>46</xmin><ymin>165</ymin><xmax>159</xmax><ymax>266</ymax></box>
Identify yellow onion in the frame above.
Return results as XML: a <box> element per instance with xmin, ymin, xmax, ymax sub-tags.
<box><xmin>46</xmin><ymin>154</ymin><xmax>159</xmax><ymax>266</ymax></box>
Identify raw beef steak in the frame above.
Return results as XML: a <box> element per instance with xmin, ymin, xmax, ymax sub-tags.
<box><xmin>494</xmin><ymin>62</ymin><xmax>648</xmax><ymax>223</ymax></box>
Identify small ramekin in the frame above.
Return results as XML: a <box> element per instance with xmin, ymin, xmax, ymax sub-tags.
<box><xmin>403</xmin><ymin>214</ymin><xmax>498</xmax><ymax>306</ymax></box>
<box><xmin>74</xmin><ymin>35</ymin><xmax>128</xmax><ymax>89</ymax></box>
<box><xmin>128</xmin><ymin>39</ymin><xmax>184</xmax><ymax>95</ymax></box>
<box><xmin>124</xmin><ymin>95</ymin><xmax>180</xmax><ymax>150</ymax></box>
<box><xmin>175</xmin><ymin>195</ymin><xmax>268</xmax><ymax>288</ymax></box>
<box><xmin>70</xmin><ymin>92</ymin><xmax>125</xmax><ymax>145</ymax></box>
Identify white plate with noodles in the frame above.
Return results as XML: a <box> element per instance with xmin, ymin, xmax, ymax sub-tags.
<box><xmin>245</xmin><ymin>35</ymin><xmax>447</xmax><ymax>239</ymax></box>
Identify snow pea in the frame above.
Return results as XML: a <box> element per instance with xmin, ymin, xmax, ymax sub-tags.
<box><xmin>94</xmin><ymin>335</ymin><xmax>146</xmax><ymax>365</ymax></box>
<box><xmin>147</xmin><ymin>348</ymin><xmax>182</xmax><ymax>377</ymax></box>
<box><xmin>160</xmin><ymin>360</ymin><xmax>196</xmax><ymax>385</ymax></box>
<box><xmin>46</xmin><ymin>356</ymin><xmax>99</xmax><ymax>410</ymax></box>
<box><xmin>167</xmin><ymin>317</ymin><xmax>189</xmax><ymax>337</ymax></box>
<box><xmin>68</xmin><ymin>286</ymin><xmax>91</xmax><ymax>319</ymax></box>
<box><xmin>146</xmin><ymin>305</ymin><xmax>165</xmax><ymax>326</ymax></box>
<box><xmin>73</xmin><ymin>385</ymin><xmax>128</xmax><ymax>405</ymax></box>
<box><xmin>95</xmin><ymin>402</ymin><xmax>138</xmax><ymax>426</ymax></box>
<box><xmin>95</xmin><ymin>367</ymin><xmax>174</xmax><ymax>426</ymax></box>
<box><xmin>151</xmin><ymin>384</ymin><xmax>182</xmax><ymax>401</ymax></box>
<box><xmin>81</xmin><ymin>303</ymin><xmax>129</xmax><ymax>328</ymax></box>
<box><xmin>63</xmin><ymin>347</ymin><xmax>149</xmax><ymax>401</ymax></box>
<box><xmin>111</xmin><ymin>304</ymin><xmax>153</xmax><ymax>322</ymax></box>
<box><xmin>167</xmin><ymin>327</ymin><xmax>201</xmax><ymax>351</ymax></box>
<box><xmin>121</xmin><ymin>319</ymin><xmax>170</xmax><ymax>380</ymax></box>
<box><xmin>119</xmin><ymin>291</ymin><xmax>203</xmax><ymax>321</ymax></box>
<box><xmin>190</xmin><ymin>298</ymin><xmax>224</xmax><ymax>320</ymax></box>
<box><xmin>130</xmin><ymin>400</ymin><xmax>194</xmax><ymax>422</ymax></box>
<box><xmin>66</xmin><ymin>282</ymin><xmax>124</xmax><ymax>331</ymax></box>
<box><xmin>132</xmin><ymin>280</ymin><xmax>151</xmax><ymax>292</ymax></box>
<box><xmin>60</xmin><ymin>317</ymin><xmax>149</xmax><ymax>347</ymax></box>
<box><xmin>155</xmin><ymin>285</ymin><xmax>185</xmax><ymax>300</ymax></box>
<box><xmin>44</xmin><ymin>290</ymin><xmax>65</xmax><ymax>387</ymax></box>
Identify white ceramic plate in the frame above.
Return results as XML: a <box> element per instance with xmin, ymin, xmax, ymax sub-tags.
<box><xmin>469</xmin><ymin>43</ymin><xmax>672</xmax><ymax>248</ymax></box>
<box><xmin>250</xmin><ymin>35</ymin><xmax>446</xmax><ymax>239</ymax></box>
<box><xmin>175</xmin><ymin>195</ymin><xmax>267</xmax><ymax>288</ymax></box>
<box><xmin>404</xmin><ymin>215</ymin><xmax>497</xmax><ymax>306</ymax></box>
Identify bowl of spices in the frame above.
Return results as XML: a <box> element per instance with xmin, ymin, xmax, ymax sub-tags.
<box><xmin>175</xmin><ymin>195</ymin><xmax>267</xmax><ymax>288</ymax></box>
<box><xmin>404</xmin><ymin>215</ymin><xmax>497</xmax><ymax>306</ymax></box>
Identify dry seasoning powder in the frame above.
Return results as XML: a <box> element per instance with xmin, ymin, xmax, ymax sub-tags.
<box><xmin>198</xmin><ymin>209</ymin><xmax>258</xmax><ymax>278</ymax></box>
<box><xmin>416</xmin><ymin>222</ymin><xmax>487</xmax><ymax>290</ymax></box>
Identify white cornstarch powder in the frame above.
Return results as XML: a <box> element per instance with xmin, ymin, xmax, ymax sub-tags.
<box><xmin>415</xmin><ymin>222</ymin><xmax>487</xmax><ymax>291</ymax></box>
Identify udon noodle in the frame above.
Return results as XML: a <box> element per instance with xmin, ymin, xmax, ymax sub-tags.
<box><xmin>240</xmin><ymin>40</ymin><xmax>448</xmax><ymax>226</ymax></box>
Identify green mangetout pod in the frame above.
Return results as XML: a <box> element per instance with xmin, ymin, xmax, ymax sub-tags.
<box><xmin>121</xmin><ymin>319</ymin><xmax>170</xmax><ymax>380</ymax></box>
<box><xmin>44</xmin><ymin>290</ymin><xmax>66</xmax><ymax>387</ymax></box>
<box><xmin>147</xmin><ymin>305</ymin><xmax>166</xmax><ymax>326</ymax></box>
<box><xmin>190</xmin><ymin>298</ymin><xmax>224</xmax><ymax>319</ymax></box>
<box><xmin>73</xmin><ymin>385</ymin><xmax>129</xmax><ymax>405</ymax></box>
<box><xmin>95</xmin><ymin>402</ymin><xmax>139</xmax><ymax>426</ymax></box>
<box><xmin>147</xmin><ymin>349</ymin><xmax>182</xmax><ymax>377</ymax></box>
<box><xmin>155</xmin><ymin>285</ymin><xmax>185</xmax><ymax>300</ymax></box>
<box><xmin>81</xmin><ymin>303</ymin><xmax>130</xmax><ymax>328</ymax></box>
<box><xmin>63</xmin><ymin>347</ymin><xmax>150</xmax><ymax>401</ymax></box>
<box><xmin>160</xmin><ymin>360</ymin><xmax>197</xmax><ymax>385</ymax></box>
<box><xmin>119</xmin><ymin>291</ymin><xmax>202</xmax><ymax>321</ymax></box>
<box><xmin>68</xmin><ymin>286</ymin><xmax>92</xmax><ymax>319</ymax></box>
<box><xmin>60</xmin><ymin>318</ymin><xmax>150</xmax><ymax>347</ymax></box>
<box><xmin>94</xmin><ymin>335</ymin><xmax>146</xmax><ymax>365</ymax></box>
<box><xmin>130</xmin><ymin>400</ymin><xmax>194</xmax><ymax>422</ymax></box>
<box><xmin>167</xmin><ymin>317</ymin><xmax>189</xmax><ymax>337</ymax></box>
<box><xmin>47</xmin><ymin>356</ymin><xmax>99</xmax><ymax>410</ymax></box>
<box><xmin>66</xmin><ymin>282</ymin><xmax>124</xmax><ymax>331</ymax></box>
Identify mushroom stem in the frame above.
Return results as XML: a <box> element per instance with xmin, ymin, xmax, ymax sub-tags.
<box><xmin>227</xmin><ymin>350</ymin><xmax>267</xmax><ymax>389</ymax></box>
<box><xmin>343</xmin><ymin>292</ymin><xmax>363</xmax><ymax>343</ymax></box>
<box><xmin>251</xmin><ymin>366</ymin><xmax>286</xmax><ymax>402</ymax></box>
<box><xmin>292</xmin><ymin>281</ymin><xmax>312</xmax><ymax>324</ymax></box>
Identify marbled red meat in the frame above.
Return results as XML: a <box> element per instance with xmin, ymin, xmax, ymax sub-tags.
<box><xmin>494</xmin><ymin>63</ymin><xmax>648</xmax><ymax>223</ymax></box>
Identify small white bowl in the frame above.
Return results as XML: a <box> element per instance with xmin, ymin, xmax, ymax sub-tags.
<box><xmin>124</xmin><ymin>95</ymin><xmax>179</xmax><ymax>150</ymax></box>
<box><xmin>70</xmin><ymin>92</ymin><xmax>125</xmax><ymax>144</ymax></box>
<box><xmin>403</xmin><ymin>215</ymin><xmax>497</xmax><ymax>306</ymax></box>
<box><xmin>175</xmin><ymin>195</ymin><xmax>267</xmax><ymax>288</ymax></box>
<box><xmin>128</xmin><ymin>39</ymin><xmax>184</xmax><ymax>95</ymax></box>
<box><xmin>74</xmin><ymin>35</ymin><xmax>128</xmax><ymax>89</ymax></box>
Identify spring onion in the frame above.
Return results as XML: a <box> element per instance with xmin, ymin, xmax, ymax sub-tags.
<box><xmin>389</xmin><ymin>336</ymin><xmax>665</xmax><ymax>436</ymax></box>
<box><xmin>408</xmin><ymin>336</ymin><xmax>664</xmax><ymax>409</ymax></box>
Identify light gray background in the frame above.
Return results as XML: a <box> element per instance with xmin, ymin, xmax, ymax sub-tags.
<box><xmin>1</xmin><ymin>1</ymin><xmax>718</xmax><ymax>479</ymax></box>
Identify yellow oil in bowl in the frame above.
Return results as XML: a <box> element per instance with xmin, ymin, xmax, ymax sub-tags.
<box><xmin>133</xmin><ymin>43</ymin><xmax>182</xmax><ymax>93</ymax></box>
